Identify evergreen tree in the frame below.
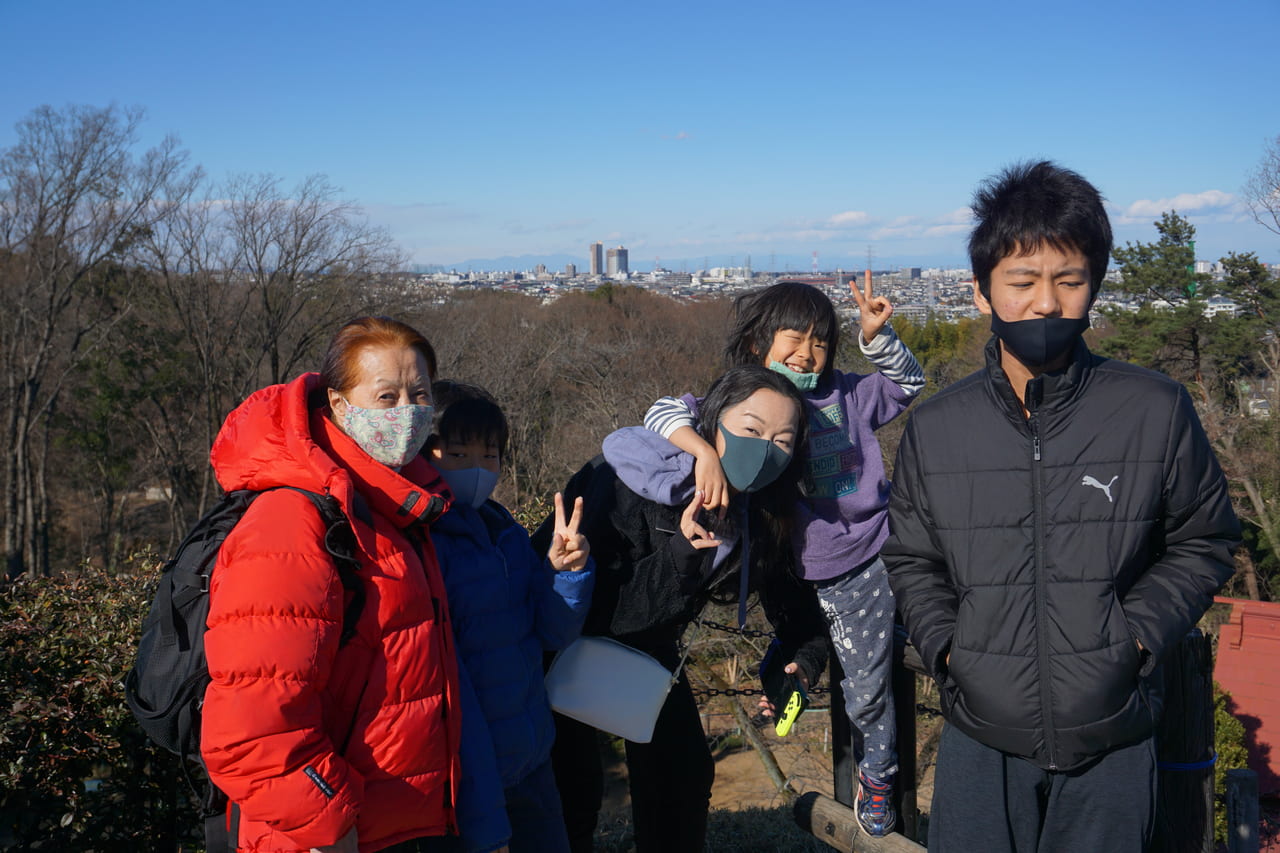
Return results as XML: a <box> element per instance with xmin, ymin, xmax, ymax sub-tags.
<box><xmin>1097</xmin><ymin>212</ymin><xmax>1212</xmax><ymax>388</ymax></box>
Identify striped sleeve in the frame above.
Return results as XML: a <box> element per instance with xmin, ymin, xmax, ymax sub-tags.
<box><xmin>644</xmin><ymin>396</ymin><xmax>696</xmax><ymax>439</ymax></box>
<box><xmin>859</xmin><ymin>324</ymin><xmax>925</xmax><ymax>397</ymax></box>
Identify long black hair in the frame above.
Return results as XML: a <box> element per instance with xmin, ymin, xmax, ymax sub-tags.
<box><xmin>694</xmin><ymin>365</ymin><xmax>809</xmax><ymax>603</ymax></box>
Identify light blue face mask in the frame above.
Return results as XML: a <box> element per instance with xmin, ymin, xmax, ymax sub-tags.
<box><xmin>767</xmin><ymin>361</ymin><xmax>819</xmax><ymax>392</ymax></box>
<box><xmin>717</xmin><ymin>423</ymin><xmax>793</xmax><ymax>493</ymax></box>
<box><xmin>438</xmin><ymin>466</ymin><xmax>500</xmax><ymax>509</ymax></box>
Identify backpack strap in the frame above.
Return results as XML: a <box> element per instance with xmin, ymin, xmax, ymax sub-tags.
<box><xmin>273</xmin><ymin>487</ymin><xmax>366</xmax><ymax>648</ymax></box>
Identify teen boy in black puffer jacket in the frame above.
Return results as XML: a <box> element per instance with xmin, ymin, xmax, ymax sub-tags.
<box><xmin>883</xmin><ymin>161</ymin><xmax>1240</xmax><ymax>853</ymax></box>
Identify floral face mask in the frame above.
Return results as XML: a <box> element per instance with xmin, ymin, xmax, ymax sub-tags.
<box><xmin>340</xmin><ymin>399</ymin><xmax>434</xmax><ymax>468</ymax></box>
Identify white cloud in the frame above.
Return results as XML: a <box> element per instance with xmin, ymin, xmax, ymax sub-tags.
<box><xmin>936</xmin><ymin>207</ymin><xmax>974</xmax><ymax>226</ymax></box>
<box><xmin>1124</xmin><ymin>190</ymin><xmax>1236</xmax><ymax>219</ymax></box>
<box><xmin>828</xmin><ymin>210</ymin><xmax>871</xmax><ymax>227</ymax></box>
<box><xmin>872</xmin><ymin>208</ymin><xmax>971</xmax><ymax>240</ymax></box>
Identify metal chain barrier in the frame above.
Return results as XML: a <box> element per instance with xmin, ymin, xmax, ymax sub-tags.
<box><xmin>686</xmin><ymin>619</ymin><xmax>833</xmax><ymax>696</ymax></box>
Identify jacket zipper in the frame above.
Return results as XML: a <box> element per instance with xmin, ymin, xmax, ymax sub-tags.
<box><xmin>1027</xmin><ymin>380</ymin><xmax>1058</xmax><ymax>770</ymax></box>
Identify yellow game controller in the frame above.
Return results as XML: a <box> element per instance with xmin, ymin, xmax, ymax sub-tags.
<box><xmin>774</xmin><ymin>678</ymin><xmax>808</xmax><ymax>737</ymax></box>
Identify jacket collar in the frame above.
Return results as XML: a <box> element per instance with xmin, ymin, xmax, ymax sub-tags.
<box><xmin>984</xmin><ymin>335</ymin><xmax>1094</xmax><ymax>423</ymax></box>
<box><xmin>212</xmin><ymin>372</ymin><xmax>452</xmax><ymax>533</ymax></box>
<box><xmin>310</xmin><ymin>406</ymin><xmax>451</xmax><ymax>529</ymax></box>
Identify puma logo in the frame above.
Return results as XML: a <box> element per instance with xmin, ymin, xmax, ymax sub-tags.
<box><xmin>1081</xmin><ymin>474</ymin><xmax>1119</xmax><ymax>503</ymax></box>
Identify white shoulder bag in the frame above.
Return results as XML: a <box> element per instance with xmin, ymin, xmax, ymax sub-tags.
<box><xmin>545</xmin><ymin>624</ymin><xmax>699</xmax><ymax>744</ymax></box>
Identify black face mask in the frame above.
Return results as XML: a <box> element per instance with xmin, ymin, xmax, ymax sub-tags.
<box><xmin>990</xmin><ymin>312</ymin><xmax>1090</xmax><ymax>368</ymax></box>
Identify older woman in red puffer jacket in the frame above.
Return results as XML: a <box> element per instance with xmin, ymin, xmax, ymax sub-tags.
<box><xmin>202</xmin><ymin>316</ymin><xmax>466</xmax><ymax>853</ymax></box>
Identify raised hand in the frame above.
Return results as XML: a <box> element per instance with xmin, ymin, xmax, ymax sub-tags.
<box><xmin>680</xmin><ymin>490</ymin><xmax>722</xmax><ymax>550</ymax></box>
<box><xmin>851</xmin><ymin>275</ymin><xmax>894</xmax><ymax>342</ymax></box>
<box><xmin>547</xmin><ymin>492</ymin><xmax>590</xmax><ymax>572</ymax></box>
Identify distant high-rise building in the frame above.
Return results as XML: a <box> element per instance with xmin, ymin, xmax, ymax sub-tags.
<box><xmin>589</xmin><ymin>242</ymin><xmax>604</xmax><ymax>276</ymax></box>
<box><xmin>606</xmin><ymin>246</ymin><xmax>629</xmax><ymax>277</ymax></box>
<box><xmin>565</xmin><ymin>263</ymin><xmax>577</xmax><ymax>277</ymax></box>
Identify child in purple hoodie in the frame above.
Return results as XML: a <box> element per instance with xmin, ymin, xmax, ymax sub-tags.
<box><xmin>644</xmin><ymin>279</ymin><xmax>924</xmax><ymax>837</ymax></box>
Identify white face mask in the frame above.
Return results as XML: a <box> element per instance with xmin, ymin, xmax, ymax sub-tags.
<box><xmin>340</xmin><ymin>399</ymin><xmax>434</xmax><ymax>468</ymax></box>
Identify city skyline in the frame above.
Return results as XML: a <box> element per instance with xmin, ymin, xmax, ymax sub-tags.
<box><xmin>2</xmin><ymin>0</ymin><xmax>1277</xmax><ymax>270</ymax></box>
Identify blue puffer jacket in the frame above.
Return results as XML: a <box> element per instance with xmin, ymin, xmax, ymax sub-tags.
<box><xmin>432</xmin><ymin>499</ymin><xmax>595</xmax><ymax>851</ymax></box>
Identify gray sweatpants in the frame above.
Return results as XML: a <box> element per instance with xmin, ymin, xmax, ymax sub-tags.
<box><xmin>814</xmin><ymin>556</ymin><xmax>897</xmax><ymax>780</ymax></box>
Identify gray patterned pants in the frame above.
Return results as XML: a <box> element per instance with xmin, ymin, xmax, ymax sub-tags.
<box><xmin>814</xmin><ymin>556</ymin><xmax>898</xmax><ymax>781</ymax></box>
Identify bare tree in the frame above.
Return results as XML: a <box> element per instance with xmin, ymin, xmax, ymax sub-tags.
<box><xmin>0</xmin><ymin>104</ymin><xmax>192</xmax><ymax>578</ymax></box>
<box><xmin>1244</xmin><ymin>134</ymin><xmax>1280</xmax><ymax>238</ymax></box>
<box><xmin>136</xmin><ymin>176</ymin><xmax>251</xmax><ymax>526</ymax></box>
<box><xmin>221</xmin><ymin>173</ymin><xmax>403</xmax><ymax>389</ymax></box>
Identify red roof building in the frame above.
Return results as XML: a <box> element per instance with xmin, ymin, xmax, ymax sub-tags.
<box><xmin>1213</xmin><ymin>596</ymin><xmax>1280</xmax><ymax>796</ymax></box>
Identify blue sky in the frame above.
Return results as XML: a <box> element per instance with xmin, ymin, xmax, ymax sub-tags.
<box><xmin>3</xmin><ymin>0</ymin><xmax>1277</xmax><ymax>271</ymax></box>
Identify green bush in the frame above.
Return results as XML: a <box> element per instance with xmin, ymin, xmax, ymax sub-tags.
<box><xmin>0</xmin><ymin>559</ymin><xmax>201</xmax><ymax>852</ymax></box>
<box><xmin>1213</xmin><ymin>682</ymin><xmax>1250</xmax><ymax>847</ymax></box>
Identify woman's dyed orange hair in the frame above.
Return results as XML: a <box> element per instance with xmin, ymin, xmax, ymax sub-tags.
<box><xmin>319</xmin><ymin>316</ymin><xmax>437</xmax><ymax>394</ymax></box>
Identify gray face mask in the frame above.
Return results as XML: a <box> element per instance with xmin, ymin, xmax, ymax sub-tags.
<box><xmin>717</xmin><ymin>424</ymin><xmax>792</xmax><ymax>493</ymax></box>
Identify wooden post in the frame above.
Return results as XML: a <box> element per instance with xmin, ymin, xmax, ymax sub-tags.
<box><xmin>1151</xmin><ymin>630</ymin><xmax>1216</xmax><ymax>853</ymax></box>
<box><xmin>828</xmin><ymin>640</ymin><xmax>856</xmax><ymax>807</ymax></box>
<box><xmin>823</xmin><ymin>628</ymin><xmax>922</xmax><ymax>842</ymax></box>
<box><xmin>794</xmin><ymin>792</ymin><xmax>926</xmax><ymax>852</ymax></box>
<box><xmin>1225</xmin><ymin>769</ymin><xmax>1259</xmax><ymax>853</ymax></box>
<box><xmin>892</xmin><ymin>625</ymin><xmax>918</xmax><ymax>840</ymax></box>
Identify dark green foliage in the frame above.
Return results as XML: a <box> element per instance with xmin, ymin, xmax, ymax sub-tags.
<box><xmin>1099</xmin><ymin>212</ymin><xmax>1215</xmax><ymax>386</ymax></box>
<box><xmin>0</xmin><ymin>559</ymin><xmax>201</xmax><ymax>851</ymax></box>
<box><xmin>1213</xmin><ymin>683</ymin><xmax>1250</xmax><ymax>846</ymax></box>
<box><xmin>893</xmin><ymin>314</ymin><xmax>988</xmax><ymax>389</ymax></box>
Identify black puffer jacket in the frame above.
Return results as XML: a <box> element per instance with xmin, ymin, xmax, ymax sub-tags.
<box><xmin>533</xmin><ymin>453</ymin><xmax>828</xmax><ymax>683</ymax></box>
<box><xmin>883</xmin><ymin>338</ymin><xmax>1239</xmax><ymax>771</ymax></box>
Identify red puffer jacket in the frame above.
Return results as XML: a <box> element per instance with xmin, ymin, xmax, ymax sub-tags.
<box><xmin>201</xmin><ymin>372</ymin><xmax>460</xmax><ymax>852</ymax></box>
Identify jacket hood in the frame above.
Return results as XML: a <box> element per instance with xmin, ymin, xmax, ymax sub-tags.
<box><xmin>211</xmin><ymin>373</ymin><xmax>451</xmax><ymax>535</ymax></box>
<box><xmin>601</xmin><ymin>427</ymin><xmax>695</xmax><ymax>507</ymax></box>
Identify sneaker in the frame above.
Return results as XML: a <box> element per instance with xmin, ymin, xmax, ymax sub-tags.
<box><xmin>855</xmin><ymin>772</ymin><xmax>897</xmax><ymax>837</ymax></box>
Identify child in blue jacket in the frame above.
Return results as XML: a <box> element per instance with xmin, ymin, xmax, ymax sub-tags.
<box><xmin>427</xmin><ymin>380</ymin><xmax>593</xmax><ymax>853</ymax></box>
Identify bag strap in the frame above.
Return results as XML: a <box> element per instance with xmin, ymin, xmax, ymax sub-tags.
<box><xmin>672</xmin><ymin>615</ymin><xmax>706</xmax><ymax>681</ymax></box>
<box><xmin>272</xmin><ymin>487</ymin><xmax>365</xmax><ymax>648</ymax></box>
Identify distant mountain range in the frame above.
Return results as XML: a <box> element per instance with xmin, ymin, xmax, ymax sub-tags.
<box><xmin>416</xmin><ymin>251</ymin><xmax>968</xmax><ymax>274</ymax></box>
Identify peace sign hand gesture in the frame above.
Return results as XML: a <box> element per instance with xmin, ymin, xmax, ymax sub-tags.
<box><xmin>547</xmin><ymin>492</ymin><xmax>590</xmax><ymax>572</ymax></box>
<box><xmin>851</xmin><ymin>275</ymin><xmax>894</xmax><ymax>342</ymax></box>
<box><xmin>680</xmin><ymin>490</ymin><xmax>722</xmax><ymax>550</ymax></box>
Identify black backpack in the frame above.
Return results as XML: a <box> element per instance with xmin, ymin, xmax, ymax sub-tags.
<box><xmin>124</xmin><ymin>486</ymin><xmax>364</xmax><ymax>849</ymax></box>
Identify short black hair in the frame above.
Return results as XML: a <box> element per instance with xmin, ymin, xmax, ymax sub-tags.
<box><xmin>724</xmin><ymin>282</ymin><xmax>841</xmax><ymax>380</ymax></box>
<box><xmin>428</xmin><ymin>380</ymin><xmax>508</xmax><ymax>460</ymax></box>
<box><xmin>969</xmin><ymin>160</ymin><xmax>1112</xmax><ymax>300</ymax></box>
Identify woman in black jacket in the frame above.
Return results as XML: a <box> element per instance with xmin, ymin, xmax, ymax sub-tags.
<box><xmin>534</xmin><ymin>365</ymin><xmax>828</xmax><ymax>853</ymax></box>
